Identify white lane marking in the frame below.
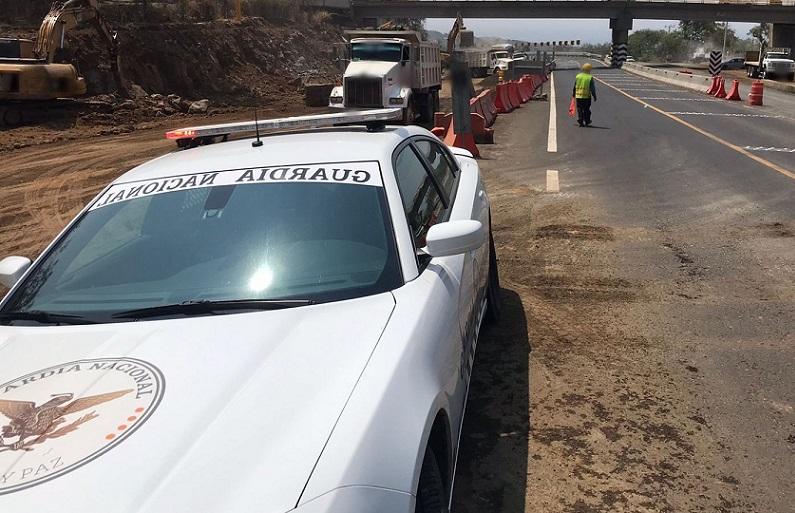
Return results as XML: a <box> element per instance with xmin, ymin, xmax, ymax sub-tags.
<box><xmin>621</xmin><ymin>88</ymin><xmax>683</xmax><ymax>92</ymax></box>
<box><xmin>546</xmin><ymin>170</ymin><xmax>560</xmax><ymax>192</ymax></box>
<box><xmin>636</xmin><ymin>97</ymin><xmax>723</xmax><ymax>101</ymax></box>
<box><xmin>547</xmin><ymin>71</ymin><xmax>557</xmax><ymax>153</ymax></box>
<box><xmin>744</xmin><ymin>146</ymin><xmax>795</xmax><ymax>153</ymax></box>
<box><xmin>668</xmin><ymin>112</ymin><xmax>786</xmax><ymax>119</ymax></box>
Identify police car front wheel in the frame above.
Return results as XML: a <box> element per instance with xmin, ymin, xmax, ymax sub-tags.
<box><xmin>415</xmin><ymin>447</ymin><xmax>449</xmax><ymax>513</ymax></box>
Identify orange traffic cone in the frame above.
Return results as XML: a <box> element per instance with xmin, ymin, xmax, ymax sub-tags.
<box><xmin>714</xmin><ymin>77</ymin><xmax>727</xmax><ymax>98</ymax></box>
<box><xmin>706</xmin><ymin>76</ymin><xmax>719</xmax><ymax>95</ymax></box>
<box><xmin>725</xmin><ymin>80</ymin><xmax>741</xmax><ymax>101</ymax></box>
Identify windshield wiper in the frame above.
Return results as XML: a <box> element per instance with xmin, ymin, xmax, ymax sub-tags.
<box><xmin>0</xmin><ymin>310</ymin><xmax>99</xmax><ymax>325</ymax></box>
<box><xmin>111</xmin><ymin>298</ymin><xmax>316</xmax><ymax>320</ymax></box>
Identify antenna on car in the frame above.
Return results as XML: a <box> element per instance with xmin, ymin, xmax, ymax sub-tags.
<box><xmin>252</xmin><ymin>108</ymin><xmax>263</xmax><ymax>148</ymax></box>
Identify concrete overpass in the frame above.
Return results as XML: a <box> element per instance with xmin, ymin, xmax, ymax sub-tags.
<box><xmin>350</xmin><ymin>1</ymin><xmax>795</xmax><ymax>24</ymax></box>
<box><xmin>330</xmin><ymin>1</ymin><xmax>795</xmax><ymax>67</ymax></box>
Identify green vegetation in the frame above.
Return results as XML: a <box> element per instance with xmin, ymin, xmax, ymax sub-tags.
<box><xmin>620</xmin><ymin>21</ymin><xmax>760</xmax><ymax>62</ymax></box>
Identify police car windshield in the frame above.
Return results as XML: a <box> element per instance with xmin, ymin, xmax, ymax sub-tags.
<box><xmin>352</xmin><ymin>42</ymin><xmax>402</xmax><ymax>62</ymax></box>
<box><xmin>2</xmin><ymin>169</ymin><xmax>402</xmax><ymax>322</ymax></box>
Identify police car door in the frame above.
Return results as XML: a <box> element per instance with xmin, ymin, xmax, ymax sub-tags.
<box><xmin>394</xmin><ymin>138</ymin><xmax>477</xmax><ymax>434</ymax></box>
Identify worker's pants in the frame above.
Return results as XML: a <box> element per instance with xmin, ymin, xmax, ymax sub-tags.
<box><xmin>576</xmin><ymin>98</ymin><xmax>592</xmax><ymax>125</ymax></box>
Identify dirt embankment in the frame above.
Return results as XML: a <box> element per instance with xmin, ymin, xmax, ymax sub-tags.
<box><xmin>1</xmin><ymin>12</ymin><xmax>344</xmax><ymax>151</ymax></box>
<box><xmin>68</xmin><ymin>16</ymin><xmax>342</xmax><ymax>103</ymax></box>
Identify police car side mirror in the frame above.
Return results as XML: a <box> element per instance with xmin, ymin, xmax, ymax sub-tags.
<box><xmin>0</xmin><ymin>256</ymin><xmax>32</xmax><ymax>288</ymax></box>
<box><xmin>424</xmin><ymin>220</ymin><xmax>486</xmax><ymax>258</ymax></box>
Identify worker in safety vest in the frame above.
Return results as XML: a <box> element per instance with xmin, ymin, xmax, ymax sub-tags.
<box><xmin>572</xmin><ymin>63</ymin><xmax>597</xmax><ymax>127</ymax></box>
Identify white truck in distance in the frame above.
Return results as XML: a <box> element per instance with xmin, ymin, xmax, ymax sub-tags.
<box><xmin>329</xmin><ymin>31</ymin><xmax>441</xmax><ymax>123</ymax></box>
<box><xmin>489</xmin><ymin>44</ymin><xmax>515</xmax><ymax>75</ymax></box>
<box><xmin>745</xmin><ymin>48</ymin><xmax>795</xmax><ymax>80</ymax></box>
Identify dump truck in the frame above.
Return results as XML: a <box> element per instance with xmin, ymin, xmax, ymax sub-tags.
<box><xmin>745</xmin><ymin>48</ymin><xmax>795</xmax><ymax>80</ymax></box>
<box><xmin>0</xmin><ymin>0</ymin><xmax>125</xmax><ymax>127</ymax></box>
<box><xmin>329</xmin><ymin>30</ymin><xmax>442</xmax><ymax>124</ymax></box>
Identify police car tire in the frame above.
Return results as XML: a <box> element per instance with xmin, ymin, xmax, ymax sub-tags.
<box><xmin>415</xmin><ymin>447</ymin><xmax>448</xmax><ymax>513</ymax></box>
<box><xmin>484</xmin><ymin>232</ymin><xmax>501</xmax><ymax>325</ymax></box>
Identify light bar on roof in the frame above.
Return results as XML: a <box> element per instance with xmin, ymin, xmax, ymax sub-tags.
<box><xmin>165</xmin><ymin>108</ymin><xmax>403</xmax><ymax>141</ymax></box>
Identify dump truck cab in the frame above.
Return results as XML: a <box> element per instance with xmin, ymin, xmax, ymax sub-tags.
<box><xmin>329</xmin><ymin>31</ymin><xmax>441</xmax><ymax>124</ymax></box>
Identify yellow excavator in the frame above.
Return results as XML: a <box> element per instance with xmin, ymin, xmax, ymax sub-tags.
<box><xmin>0</xmin><ymin>0</ymin><xmax>126</xmax><ymax>127</ymax></box>
<box><xmin>441</xmin><ymin>14</ymin><xmax>465</xmax><ymax>72</ymax></box>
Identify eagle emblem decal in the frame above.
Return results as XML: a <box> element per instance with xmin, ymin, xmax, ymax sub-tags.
<box><xmin>0</xmin><ymin>358</ymin><xmax>164</xmax><ymax>495</ymax></box>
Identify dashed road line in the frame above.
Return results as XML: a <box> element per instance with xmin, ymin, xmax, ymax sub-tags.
<box><xmin>636</xmin><ymin>97</ymin><xmax>723</xmax><ymax>101</ymax></box>
<box><xmin>744</xmin><ymin>146</ymin><xmax>795</xmax><ymax>153</ymax></box>
<box><xmin>548</xmin><ymin>71</ymin><xmax>557</xmax><ymax>152</ymax></box>
<box><xmin>621</xmin><ymin>88</ymin><xmax>684</xmax><ymax>92</ymax></box>
<box><xmin>668</xmin><ymin>112</ymin><xmax>787</xmax><ymax>119</ymax></box>
<box><xmin>593</xmin><ymin>76</ymin><xmax>795</xmax><ymax>181</ymax></box>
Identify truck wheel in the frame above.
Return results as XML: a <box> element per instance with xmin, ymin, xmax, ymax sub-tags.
<box><xmin>402</xmin><ymin>98</ymin><xmax>416</xmax><ymax>125</ymax></box>
<box><xmin>418</xmin><ymin>95</ymin><xmax>433</xmax><ymax>125</ymax></box>
<box><xmin>788</xmin><ymin>73</ymin><xmax>794</xmax><ymax>81</ymax></box>
<box><xmin>432</xmin><ymin>91</ymin><xmax>440</xmax><ymax>117</ymax></box>
<box><xmin>2</xmin><ymin>107</ymin><xmax>23</xmax><ymax>127</ymax></box>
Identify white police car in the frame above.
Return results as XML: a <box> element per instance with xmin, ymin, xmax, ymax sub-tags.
<box><xmin>0</xmin><ymin>109</ymin><xmax>500</xmax><ymax>513</ymax></box>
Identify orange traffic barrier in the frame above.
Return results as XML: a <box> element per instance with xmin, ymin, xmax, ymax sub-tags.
<box><xmin>517</xmin><ymin>78</ymin><xmax>532</xmax><ymax>102</ymax></box>
<box><xmin>470</xmin><ymin>113</ymin><xmax>494</xmax><ymax>144</ymax></box>
<box><xmin>507</xmin><ymin>82</ymin><xmax>523</xmax><ymax>107</ymax></box>
<box><xmin>748</xmin><ymin>80</ymin><xmax>764</xmax><ymax>106</ymax></box>
<box><xmin>443</xmin><ymin>116</ymin><xmax>480</xmax><ymax>157</ymax></box>
<box><xmin>525</xmin><ymin>75</ymin><xmax>538</xmax><ymax>95</ymax></box>
<box><xmin>478</xmin><ymin>90</ymin><xmax>498</xmax><ymax>127</ymax></box>
<box><xmin>494</xmin><ymin>83</ymin><xmax>515</xmax><ymax>113</ymax></box>
<box><xmin>725</xmin><ymin>80</ymin><xmax>741</xmax><ymax>101</ymax></box>
<box><xmin>432</xmin><ymin>112</ymin><xmax>494</xmax><ymax>145</ymax></box>
<box><xmin>714</xmin><ymin>77</ymin><xmax>727</xmax><ymax>98</ymax></box>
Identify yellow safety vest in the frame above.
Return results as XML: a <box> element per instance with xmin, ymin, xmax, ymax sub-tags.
<box><xmin>574</xmin><ymin>73</ymin><xmax>593</xmax><ymax>99</ymax></box>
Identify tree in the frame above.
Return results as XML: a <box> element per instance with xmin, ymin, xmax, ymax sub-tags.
<box><xmin>749</xmin><ymin>24</ymin><xmax>769</xmax><ymax>49</ymax></box>
<box><xmin>678</xmin><ymin>21</ymin><xmax>719</xmax><ymax>43</ymax></box>
<box><xmin>628</xmin><ymin>29</ymin><xmax>688</xmax><ymax>62</ymax></box>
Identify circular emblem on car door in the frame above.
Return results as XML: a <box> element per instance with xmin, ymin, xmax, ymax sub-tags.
<box><xmin>0</xmin><ymin>358</ymin><xmax>164</xmax><ymax>495</ymax></box>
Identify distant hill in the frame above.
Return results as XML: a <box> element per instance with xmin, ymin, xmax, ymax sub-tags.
<box><xmin>425</xmin><ymin>28</ymin><xmax>521</xmax><ymax>49</ymax></box>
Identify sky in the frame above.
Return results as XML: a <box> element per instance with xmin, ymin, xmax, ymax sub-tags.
<box><xmin>424</xmin><ymin>18</ymin><xmax>758</xmax><ymax>45</ymax></box>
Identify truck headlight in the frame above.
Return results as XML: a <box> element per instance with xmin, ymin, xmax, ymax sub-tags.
<box><xmin>330</xmin><ymin>96</ymin><xmax>343</xmax><ymax>104</ymax></box>
<box><xmin>389</xmin><ymin>97</ymin><xmax>404</xmax><ymax>105</ymax></box>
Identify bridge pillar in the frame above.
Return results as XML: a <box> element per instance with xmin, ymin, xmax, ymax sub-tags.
<box><xmin>610</xmin><ymin>17</ymin><xmax>633</xmax><ymax>68</ymax></box>
<box><xmin>770</xmin><ymin>24</ymin><xmax>795</xmax><ymax>52</ymax></box>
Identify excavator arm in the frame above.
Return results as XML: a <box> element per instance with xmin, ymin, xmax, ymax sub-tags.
<box><xmin>447</xmin><ymin>14</ymin><xmax>464</xmax><ymax>55</ymax></box>
<box><xmin>34</xmin><ymin>0</ymin><xmax>128</xmax><ymax>96</ymax></box>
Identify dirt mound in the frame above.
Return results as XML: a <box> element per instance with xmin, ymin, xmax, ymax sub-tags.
<box><xmin>65</xmin><ymin>17</ymin><xmax>342</xmax><ymax>104</ymax></box>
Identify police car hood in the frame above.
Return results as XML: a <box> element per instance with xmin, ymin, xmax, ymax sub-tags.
<box><xmin>0</xmin><ymin>293</ymin><xmax>395</xmax><ymax>513</ymax></box>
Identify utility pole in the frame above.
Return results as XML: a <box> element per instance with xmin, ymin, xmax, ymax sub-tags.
<box><xmin>721</xmin><ymin>21</ymin><xmax>728</xmax><ymax>58</ymax></box>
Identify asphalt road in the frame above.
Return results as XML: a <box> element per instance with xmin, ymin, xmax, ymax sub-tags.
<box><xmin>453</xmin><ymin>61</ymin><xmax>794</xmax><ymax>513</ymax></box>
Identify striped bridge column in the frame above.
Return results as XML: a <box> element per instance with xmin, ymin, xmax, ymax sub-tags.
<box><xmin>612</xmin><ymin>43</ymin><xmax>627</xmax><ymax>68</ymax></box>
<box><xmin>709</xmin><ymin>51</ymin><xmax>723</xmax><ymax>76</ymax></box>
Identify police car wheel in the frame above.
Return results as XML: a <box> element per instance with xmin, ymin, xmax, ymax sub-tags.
<box><xmin>415</xmin><ymin>447</ymin><xmax>448</xmax><ymax>513</ymax></box>
<box><xmin>484</xmin><ymin>231</ymin><xmax>501</xmax><ymax>325</ymax></box>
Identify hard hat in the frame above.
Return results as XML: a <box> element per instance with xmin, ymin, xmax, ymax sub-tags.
<box><xmin>582</xmin><ymin>63</ymin><xmax>593</xmax><ymax>72</ymax></box>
